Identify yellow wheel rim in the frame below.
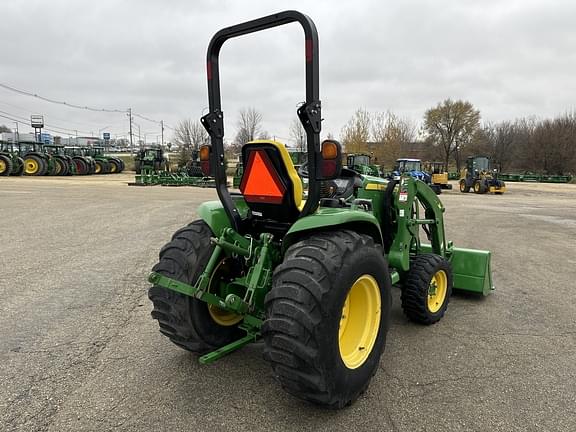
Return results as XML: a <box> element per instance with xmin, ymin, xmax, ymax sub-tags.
<box><xmin>25</xmin><ymin>159</ymin><xmax>39</xmax><ymax>174</ymax></box>
<box><xmin>110</xmin><ymin>163</ymin><xmax>117</xmax><ymax>173</ymax></box>
<box><xmin>0</xmin><ymin>160</ymin><xmax>6</xmax><ymax>173</ymax></box>
<box><xmin>474</xmin><ymin>182</ymin><xmax>480</xmax><ymax>193</ymax></box>
<box><xmin>95</xmin><ymin>163</ymin><xmax>101</xmax><ymax>173</ymax></box>
<box><xmin>427</xmin><ymin>270</ymin><xmax>447</xmax><ymax>313</ymax></box>
<box><xmin>207</xmin><ymin>260</ymin><xmax>243</xmax><ymax>327</ymax></box>
<box><xmin>338</xmin><ymin>274</ymin><xmax>381</xmax><ymax>369</ymax></box>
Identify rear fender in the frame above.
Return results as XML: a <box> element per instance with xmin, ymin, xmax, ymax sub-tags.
<box><xmin>282</xmin><ymin>208</ymin><xmax>382</xmax><ymax>252</ymax></box>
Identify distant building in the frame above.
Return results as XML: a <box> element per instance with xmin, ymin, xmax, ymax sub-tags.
<box><xmin>59</xmin><ymin>136</ymin><xmax>101</xmax><ymax>147</ymax></box>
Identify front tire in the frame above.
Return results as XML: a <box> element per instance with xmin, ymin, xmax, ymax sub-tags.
<box><xmin>459</xmin><ymin>179</ymin><xmax>470</xmax><ymax>193</ymax></box>
<box><xmin>401</xmin><ymin>254</ymin><xmax>452</xmax><ymax>325</ymax></box>
<box><xmin>263</xmin><ymin>230</ymin><xmax>392</xmax><ymax>408</ymax></box>
<box><xmin>148</xmin><ymin>221</ymin><xmax>243</xmax><ymax>353</ymax></box>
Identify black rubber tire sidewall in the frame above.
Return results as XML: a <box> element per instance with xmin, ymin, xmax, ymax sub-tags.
<box><xmin>149</xmin><ymin>221</ymin><xmax>243</xmax><ymax>353</ymax></box>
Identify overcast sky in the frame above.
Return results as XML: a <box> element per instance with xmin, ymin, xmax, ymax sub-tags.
<box><xmin>1</xmin><ymin>0</ymin><xmax>575</xmax><ymax>146</ymax></box>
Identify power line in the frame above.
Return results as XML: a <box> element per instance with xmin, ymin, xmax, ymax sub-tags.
<box><xmin>0</xmin><ymin>99</ymin><xmax>125</xmax><ymax>130</ymax></box>
<box><xmin>0</xmin><ymin>82</ymin><xmax>171</xmax><ymax>127</ymax></box>
<box><xmin>0</xmin><ymin>110</ymin><xmax>122</xmax><ymax>136</ymax></box>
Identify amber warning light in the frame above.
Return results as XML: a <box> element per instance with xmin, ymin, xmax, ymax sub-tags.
<box><xmin>239</xmin><ymin>150</ymin><xmax>287</xmax><ymax>204</ymax></box>
<box><xmin>200</xmin><ymin>145</ymin><xmax>211</xmax><ymax>176</ymax></box>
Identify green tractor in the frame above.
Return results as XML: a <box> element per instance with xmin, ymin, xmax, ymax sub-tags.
<box><xmin>17</xmin><ymin>142</ymin><xmax>55</xmax><ymax>176</ymax></box>
<box><xmin>64</xmin><ymin>147</ymin><xmax>96</xmax><ymax>175</ymax></box>
<box><xmin>86</xmin><ymin>146</ymin><xmax>125</xmax><ymax>174</ymax></box>
<box><xmin>346</xmin><ymin>153</ymin><xmax>380</xmax><ymax>177</ymax></box>
<box><xmin>134</xmin><ymin>148</ymin><xmax>169</xmax><ymax>174</ymax></box>
<box><xmin>0</xmin><ymin>141</ymin><xmax>24</xmax><ymax>176</ymax></box>
<box><xmin>459</xmin><ymin>156</ymin><xmax>506</xmax><ymax>194</ymax></box>
<box><xmin>148</xmin><ymin>11</ymin><xmax>493</xmax><ymax>409</ymax></box>
<box><xmin>43</xmin><ymin>144</ymin><xmax>76</xmax><ymax>175</ymax></box>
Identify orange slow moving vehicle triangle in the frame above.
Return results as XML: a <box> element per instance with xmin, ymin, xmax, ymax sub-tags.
<box><xmin>240</xmin><ymin>150</ymin><xmax>286</xmax><ymax>204</ymax></box>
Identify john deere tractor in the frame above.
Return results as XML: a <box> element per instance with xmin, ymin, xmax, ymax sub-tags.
<box><xmin>459</xmin><ymin>156</ymin><xmax>506</xmax><ymax>194</ymax></box>
<box><xmin>346</xmin><ymin>153</ymin><xmax>380</xmax><ymax>177</ymax></box>
<box><xmin>43</xmin><ymin>144</ymin><xmax>76</xmax><ymax>175</ymax></box>
<box><xmin>88</xmin><ymin>147</ymin><xmax>125</xmax><ymax>174</ymax></box>
<box><xmin>148</xmin><ymin>11</ymin><xmax>493</xmax><ymax>409</ymax></box>
<box><xmin>134</xmin><ymin>148</ymin><xmax>169</xmax><ymax>174</ymax></box>
<box><xmin>0</xmin><ymin>141</ymin><xmax>24</xmax><ymax>176</ymax></box>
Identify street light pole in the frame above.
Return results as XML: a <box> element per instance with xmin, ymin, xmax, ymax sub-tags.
<box><xmin>127</xmin><ymin>108</ymin><xmax>133</xmax><ymax>154</ymax></box>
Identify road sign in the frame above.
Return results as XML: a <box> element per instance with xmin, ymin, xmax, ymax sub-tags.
<box><xmin>103</xmin><ymin>132</ymin><xmax>110</xmax><ymax>140</ymax></box>
<box><xmin>31</xmin><ymin>115</ymin><xmax>44</xmax><ymax>128</ymax></box>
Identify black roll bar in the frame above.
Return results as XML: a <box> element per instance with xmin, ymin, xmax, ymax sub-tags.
<box><xmin>200</xmin><ymin>10</ymin><xmax>322</xmax><ymax>233</ymax></box>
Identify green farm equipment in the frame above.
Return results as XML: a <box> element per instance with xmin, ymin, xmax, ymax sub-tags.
<box><xmin>17</xmin><ymin>142</ymin><xmax>54</xmax><ymax>176</ymax></box>
<box><xmin>86</xmin><ymin>147</ymin><xmax>125</xmax><ymax>174</ymax></box>
<box><xmin>0</xmin><ymin>141</ymin><xmax>24</xmax><ymax>176</ymax></box>
<box><xmin>134</xmin><ymin>148</ymin><xmax>169</xmax><ymax>174</ymax></box>
<box><xmin>64</xmin><ymin>147</ymin><xmax>96</xmax><ymax>175</ymax></box>
<box><xmin>148</xmin><ymin>11</ymin><xmax>493</xmax><ymax>409</ymax></box>
<box><xmin>346</xmin><ymin>153</ymin><xmax>380</xmax><ymax>177</ymax></box>
<box><xmin>459</xmin><ymin>156</ymin><xmax>506</xmax><ymax>194</ymax></box>
<box><xmin>43</xmin><ymin>144</ymin><xmax>77</xmax><ymax>175</ymax></box>
<box><xmin>232</xmin><ymin>161</ymin><xmax>243</xmax><ymax>188</ymax></box>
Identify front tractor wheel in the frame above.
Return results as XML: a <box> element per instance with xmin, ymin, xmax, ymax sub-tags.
<box><xmin>459</xmin><ymin>179</ymin><xmax>470</xmax><ymax>193</ymax></box>
<box><xmin>148</xmin><ymin>221</ymin><xmax>243</xmax><ymax>354</ymax></box>
<box><xmin>263</xmin><ymin>230</ymin><xmax>392</xmax><ymax>408</ymax></box>
<box><xmin>401</xmin><ymin>254</ymin><xmax>453</xmax><ymax>325</ymax></box>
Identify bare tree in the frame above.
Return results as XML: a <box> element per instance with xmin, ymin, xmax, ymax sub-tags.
<box><xmin>341</xmin><ymin>108</ymin><xmax>371</xmax><ymax>153</ymax></box>
<box><xmin>289</xmin><ymin>118</ymin><xmax>306</xmax><ymax>151</ymax></box>
<box><xmin>173</xmin><ymin>119</ymin><xmax>209</xmax><ymax>165</ymax></box>
<box><xmin>0</xmin><ymin>124</ymin><xmax>12</xmax><ymax>133</ymax></box>
<box><xmin>372</xmin><ymin>111</ymin><xmax>415</xmax><ymax>167</ymax></box>
<box><xmin>526</xmin><ymin>113</ymin><xmax>576</xmax><ymax>175</ymax></box>
<box><xmin>423</xmin><ymin>99</ymin><xmax>481</xmax><ymax>171</ymax></box>
<box><xmin>234</xmin><ymin>107</ymin><xmax>263</xmax><ymax>146</ymax></box>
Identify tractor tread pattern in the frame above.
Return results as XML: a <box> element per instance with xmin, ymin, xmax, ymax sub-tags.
<box><xmin>400</xmin><ymin>253</ymin><xmax>452</xmax><ymax>325</ymax></box>
<box><xmin>0</xmin><ymin>154</ymin><xmax>13</xmax><ymax>176</ymax></box>
<box><xmin>263</xmin><ymin>230</ymin><xmax>385</xmax><ymax>408</ymax></box>
<box><xmin>148</xmin><ymin>221</ymin><xmax>216</xmax><ymax>353</ymax></box>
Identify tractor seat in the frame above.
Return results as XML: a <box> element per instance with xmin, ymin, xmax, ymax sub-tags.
<box><xmin>239</xmin><ymin>140</ymin><xmax>303</xmax><ymax>223</ymax></box>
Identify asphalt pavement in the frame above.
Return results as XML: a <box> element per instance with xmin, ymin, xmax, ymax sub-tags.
<box><xmin>1</xmin><ymin>175</ymin><xmax>575</xmax><ymax>431</ymax></box>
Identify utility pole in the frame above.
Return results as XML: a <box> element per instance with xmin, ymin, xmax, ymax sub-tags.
<box><xmin>160</xmin><ymin>120</ymin><xmax>164</xmax><ymax>149</ymax></box>
<box><xmin>14</xmin><ymin>121</ymin><xmax>19</xmax><ymax>144</ymax></box>
<box><xmin>127</xmin><ymin>108</ymin><xmax>133</xmax><ymax>154</ymax></box>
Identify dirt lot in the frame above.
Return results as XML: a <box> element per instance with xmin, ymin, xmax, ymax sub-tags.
<box><xmin>1</xmin><ymin>174</ymin><xmax>575</xmax><ymax>431</ymax></box>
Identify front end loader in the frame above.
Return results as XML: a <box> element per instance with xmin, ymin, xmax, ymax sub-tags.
<box><xmin>147</xmin><ymin>10</ymin><xmax>494</xmax><ymax>409</ymax></box>
<box><xmin>459</xmin><ymin>155</ymin><xmax>506</xmax><ymax>194</ymax></box>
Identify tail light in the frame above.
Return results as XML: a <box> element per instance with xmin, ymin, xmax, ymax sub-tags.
<box><xmin>199</xmin><ymin>145</ymin><xmax>211</xmax><ymax>176</ymax></box>
<box><xmin>319</xmin><ymin>139</ymin><xmax>342</xmax><ymax>179</ymax></box>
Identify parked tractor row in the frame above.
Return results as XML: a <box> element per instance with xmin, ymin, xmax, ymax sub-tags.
<box><xmin>0</xmin><ymin>142</ymin><xmax>125</xmax><ymax>176</ymax></box>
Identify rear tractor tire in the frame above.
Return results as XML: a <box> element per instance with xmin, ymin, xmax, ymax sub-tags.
<box><xmin>401</xmin><ymin>254</ymin><xmax>452</xmax><ymax>325</ymax></box>
<box><xmin>263</xmin><ymin>230</ymin><xmax>392</xmax><ymax>408</ymax></box>
<box><xmin>148</xmin><ymin>221</ymin><xmax>243</xmax><ymax>354</ymax></box>
<box><xmin>0</xmin><ymin>155</ymin><xmax>12</xmax><ymax>176</ymax></box>
<box><xmin>23</xmin><ymin>155</ymin><xmax>46</xmax><ymax>176</ymax></box>
<box><xmin>12</xmin><ymin>157</ymin><xmax>24</xmax><ymax>175</ymax></box>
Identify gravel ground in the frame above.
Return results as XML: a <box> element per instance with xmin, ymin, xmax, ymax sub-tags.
<box><xmin>0</xmin><ymin>174</ymin><xmax>575</xmax><ymax>432</ymax></box>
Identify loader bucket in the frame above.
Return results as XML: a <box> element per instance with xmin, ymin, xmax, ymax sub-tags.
<box><xmin>419</xmin><ymin>245</ymin><xmax>493</xmax><ymax>296</ymax></box>
<box><xmin>450</xmin><ymin>247</ymin><xmax>493</xmax><ymax>296</ymax></box>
